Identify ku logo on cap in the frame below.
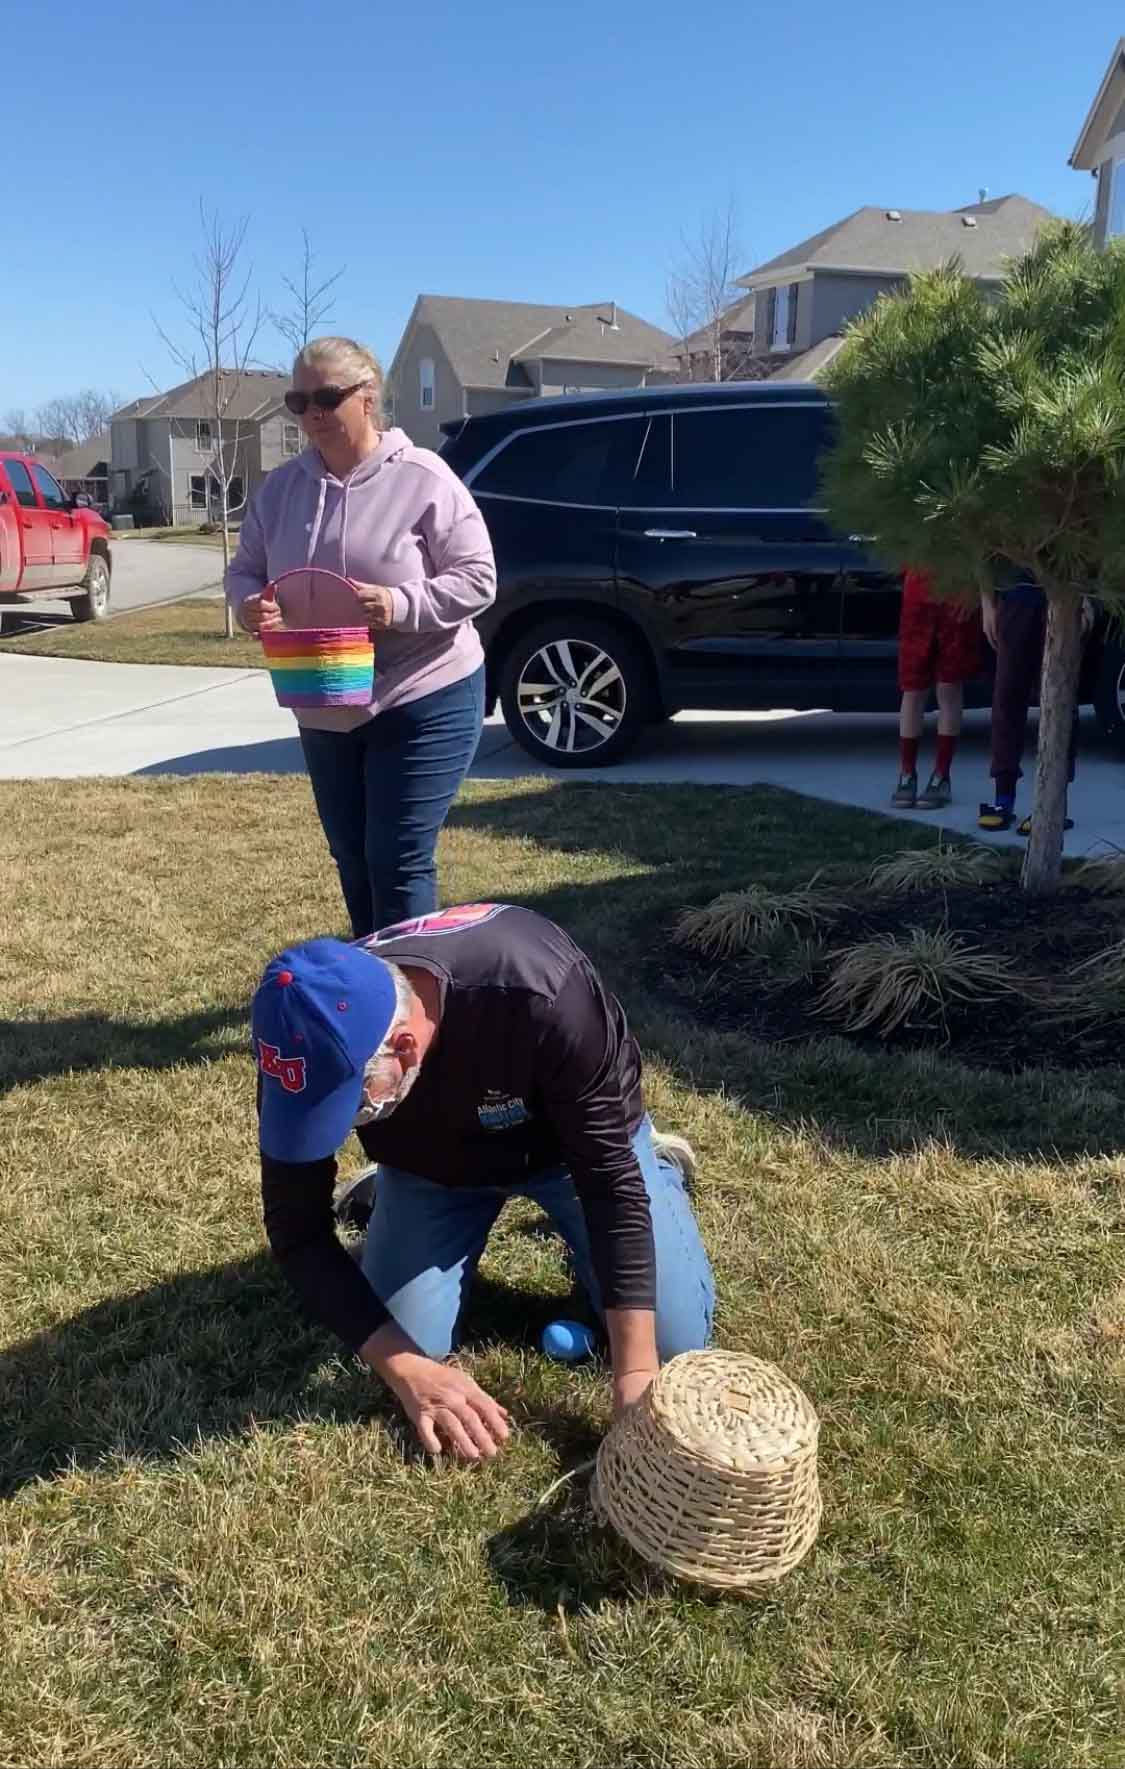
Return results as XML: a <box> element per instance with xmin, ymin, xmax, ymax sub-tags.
<box><xmin>258</xmin><ymin>1039</ymin><xmax>307</xmax><ymax>1094</ymax></box>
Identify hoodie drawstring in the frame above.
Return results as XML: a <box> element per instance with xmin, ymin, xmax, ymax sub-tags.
<box><xmin>306</xmin><ymin>476</ymin><xmax>328</xmax><ymax>565</ymax></box>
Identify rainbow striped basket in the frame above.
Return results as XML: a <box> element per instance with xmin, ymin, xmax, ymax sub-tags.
<box><xmin>261</xmin><ymin>626</ymin><xmax>375</xmax><ymax>708</ymax></box>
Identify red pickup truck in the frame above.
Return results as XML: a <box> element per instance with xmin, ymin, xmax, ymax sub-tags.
<box><xmin>0</xmin><ymin>451</ymin><xmax>112</xmax><ymax>622</ymax></box>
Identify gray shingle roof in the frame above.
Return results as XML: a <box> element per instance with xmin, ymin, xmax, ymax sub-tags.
<box><xmin>675</xmin><ymin>293</ymin><xmax>757</xmax><ymax>357</ymax></box>
<box><xmin>409</xmin><ymin>296</ymin><xmax>676</xmax><ymax>387</ymax></box>
<box><xmin>768</xmin><ymin>337</ymin><xmax>848</xmax><ymax>383</ymax></box>
<box><xmin>739</xmin><ymin>195</ymin><xmax>1054</xmax><ymax>288</ymax></box>
<box><xmin>113</xmin><ymin>370</ymin><xmax>290</xmax><ymax>424</ymax></box>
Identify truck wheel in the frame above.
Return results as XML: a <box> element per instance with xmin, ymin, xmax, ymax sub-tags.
<box><xmin>72</xmin><ymin>553</ymin><xmax>110</xmax><ymax>623</ymax></box>
<box><xmin>498</xmin><ymin>615</ymin><xmax>653</xmax><ymax>768</ymax></box>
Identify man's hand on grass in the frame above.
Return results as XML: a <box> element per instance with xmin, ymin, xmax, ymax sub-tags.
<box><xmin>612</xmin><ymin>1367</ymin><xmax>657</xmax><ymax>1419</ymax></box>
<box><xmin>361</xmin><ymin>1322</ymin><xmax>510</xmax><ymax>1461</ymax></box>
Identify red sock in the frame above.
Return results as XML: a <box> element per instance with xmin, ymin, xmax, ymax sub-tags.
<box><xmin>934</xmin><ymin>733</ymin><xmax>957</xmax><ymax>779</ymax></box>
<box><xmin>900</xmin><ymin>736</ymin><xmax>920</xmax><ymax>776</ymax></box>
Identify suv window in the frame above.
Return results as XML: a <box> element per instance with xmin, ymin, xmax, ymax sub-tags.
<box><xmin>471</xmin><ymin>417</ymin><xmax>647</xmax><ymax>505</ymax></box>
<box><xmin>32</xmin><ymin>464</ymin><xmax>68</xmax><ymax>511</ymax></box>
<box><xmin>3</xmin><ymin>459</ymin><xmax>38</xmax><ymax>509</ymax></box>
<box><xmin>671</xmin><ymin>404</ymin><xmax>832</xmax><ymax>509</ymax></box>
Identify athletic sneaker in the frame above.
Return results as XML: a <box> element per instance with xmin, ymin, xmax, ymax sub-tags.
<box><xmin>333</xmin><ymin>1165</ymin><xmax>379</xmax><ymax>1231</ymax></box>
<box><xmin>915</xmin><ymin>774</ymin><xmax>952</xmax><ymax>810</ymax></box>
<box><xmin>891</xmin><ymin>772</ymin><xmax>918</xmax><ymax>808</ymax></box>
<box><xmin>652</xmin><ymin>1130</ymin><xmax>697</xmax><ymax>1192</ymax></box>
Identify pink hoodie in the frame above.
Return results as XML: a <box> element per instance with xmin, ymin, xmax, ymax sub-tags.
<box><xmin>226</xmin><ymin>427</ymin><xmax>496</xmax><ymax>730</ymax></box>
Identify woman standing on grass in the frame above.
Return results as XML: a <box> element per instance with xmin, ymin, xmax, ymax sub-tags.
<box><xmin>227</xmin><ymin>337</ymin><xmax>495</xmax><ymax>937</ymax></box>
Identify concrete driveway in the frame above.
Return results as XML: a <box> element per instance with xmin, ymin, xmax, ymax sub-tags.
<box><xmin>2</xmin><ymin>652</ymin><xmax>1123</xmax><ymax>857</ymax></box>
<box><xmin>0</xmin><ymin>538</ymin><xmax>223</xmax><ymax>631</ymax></box>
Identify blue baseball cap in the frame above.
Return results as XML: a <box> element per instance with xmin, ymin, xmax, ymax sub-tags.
<box><xmin>252</xmin><ymin>938</ymin><xmax>399</xmax><ymax>1163</ymax></box>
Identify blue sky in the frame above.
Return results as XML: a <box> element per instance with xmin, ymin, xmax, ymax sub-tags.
<box><xmin>1</xmin><ymin>0</ymin><xmax>1120</xmax><ymax>414</ymax></box>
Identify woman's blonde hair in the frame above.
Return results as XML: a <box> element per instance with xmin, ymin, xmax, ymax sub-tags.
<box><xmin>294</xmin><ymin>336</ymin><xmax>385</xmax><ymax>426</ymax></box>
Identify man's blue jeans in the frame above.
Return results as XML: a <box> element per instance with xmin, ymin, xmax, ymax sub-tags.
<box><xmin>300</xmin><ymin>667</ymin><xmax>485</xmax><ymax>938</ymax></box>
<box><xmin>360</xmin><ymin>1119</ymin><xmax>715</xmax><ymax>1360</ymax></box>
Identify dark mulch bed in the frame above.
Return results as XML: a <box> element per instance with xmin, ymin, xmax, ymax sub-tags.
<box><xmin>648</xmin><ymin>884</ymin><xmax>1125</xmax><ymax>1071</ymax></box>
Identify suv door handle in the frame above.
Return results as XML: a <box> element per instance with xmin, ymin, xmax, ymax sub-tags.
<box><xmin>644</xmin><ymin>528</ymin><xmax>697</xmax><ymax>541</ymax></box>
<box><xmin>849</xmin><ymin>533</ymin><xmax>875</xmax><ymax>544</ymax></box>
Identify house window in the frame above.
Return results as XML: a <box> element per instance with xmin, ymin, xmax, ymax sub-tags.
<box><xmin>195</xmin><ymin>420</ymin><xmax>213</xmax><ymax>453</ymax></box>
<box><xmin>769</xmin><ymin>283</ymin><xmax>799</xmax><ymax>352</ymax></box>
<box><xmin>228</xmin><ymin>477</ymin><xmax>244</xmax><ymax>510</ymax></box>
<box><xmin>189</xmin><ymin>474</ymin><xmax>207</xmax><ymax>510</ymax></box>
<box><xmin>282</xmin><ymin>422</ymin><xmax>302</xmax><ymax>457</ymax></box>
<box><xmin>419</xmin><ymin>357</ymin><xmax>435</xmax><ymax>410</ymax></box>
<box><xmin>1109</xmin><ymin>160</ymin><xmax>1125</xmax><ymax>239</ymax></box>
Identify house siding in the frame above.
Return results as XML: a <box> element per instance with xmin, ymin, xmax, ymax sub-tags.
<box><xmin>810</xmin><ymin>272</ymin><xmax>902</xmax><ymax>342</ymax></box>
<box><xmin>261</xmin><ymin>413</ymin><xmax>303</xmax><ymax>474</ymax></box>
<box><xmin>1095</xmin><ymin>159</ymin><xmax>1112</xmax><ymax>246</ymax></box>
<box><xmin>537</xmin><ymin>358</ymin><xmax>651</xmax><ymax>395</ymax></box>
<box><xmin>387</xmin><ymin>323</ymin><xmax>462</xmax><ymax>450</ymax></box>
<box><xmin>465</xmin><ymin>387</ymin><xmax>533</xmax><ymax>421</ymax></box>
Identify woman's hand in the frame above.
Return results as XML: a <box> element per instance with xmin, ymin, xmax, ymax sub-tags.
<box><xmin>240</xmin><ymin>593</ymin><xmax>283</xmax><ymax>636</ymax></box>
<box><xmin>981</xmin><ymin>592</ymin><xmax>999</xmax><ymax>651</ymax></box>
<box><xmin>351</xmin><ymin>582</ymin><xmax>396</xmax><ymax>633</ymax></box>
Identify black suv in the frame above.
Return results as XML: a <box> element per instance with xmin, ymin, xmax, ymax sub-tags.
<box><xmin>441</xmin><ymin>382</ymin><xmax>1125</xmax><ymax>767</ymax></box>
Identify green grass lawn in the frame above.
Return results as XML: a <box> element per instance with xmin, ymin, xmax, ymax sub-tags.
<box><xmin>2</xmin><ymin>777</ymin><xmax>1123</xmax><ymax>1767</ymax></box>
<box><xmin>0</xmin><ymin>601</ymin><xmax>262</xmax><ymax>669</ymax></box>
<box><xmin>115</xmin><ymin>526</ymin><xmax>232</xmax><ymax>545</ymax></box>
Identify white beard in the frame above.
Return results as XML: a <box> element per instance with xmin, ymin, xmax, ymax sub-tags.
<box><xmin>354</xmin><ymin>1059</ymin><xmax>420</xmax><ymax>1127</ymax></box>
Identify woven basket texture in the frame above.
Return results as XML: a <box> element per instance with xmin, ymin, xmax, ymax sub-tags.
<box><xmin>593</xmin><ymin>1350</ymin><xmax>821</xmax><ymax>1590</ymax></box>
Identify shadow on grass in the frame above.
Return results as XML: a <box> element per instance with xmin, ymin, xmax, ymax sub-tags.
<box><xmin>0</xmin><ymin>1253</ymin><xmax>602</xmax><ymax>1501</ymax></box>
<box><xmin>0</xmin><ymin>1003</ymin><xmax>249</xmax><ymax>1094</ymax></box>
<box><xmin>485</xmin><ymin>1477</ymin><xmax>645</xmax><ymax>1614</ymax></box>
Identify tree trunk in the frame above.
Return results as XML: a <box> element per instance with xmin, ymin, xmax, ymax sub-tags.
<box><xmin>220</xmin><ymin>484</ymin><xmax>234</xmax><ymax>639</ymax></box>
<box><xmin>1020</xmin><ymin>593</ymin><xmax>1082</xmax><ymax>895</ymax></box>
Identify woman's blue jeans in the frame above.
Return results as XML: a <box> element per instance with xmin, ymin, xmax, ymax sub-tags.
<box><xmin>300</xmin><ymin>667</ymin><xmax>485</xmax><ymax>937</ymax></box>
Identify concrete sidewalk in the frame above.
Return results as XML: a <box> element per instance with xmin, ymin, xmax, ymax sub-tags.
<box><xmin>2</xmin><ymin>653</ymin><xmax>1123</xmax><ymax>857</ymax></box>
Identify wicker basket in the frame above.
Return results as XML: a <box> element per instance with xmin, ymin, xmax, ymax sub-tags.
<box><xmin>261</xmin><ymin>626</ymin><xmax>374</xmax><ymax>709</ymax></box>
<box><xmin>592</xmin><ymin>1350</ymin><xmax>821</xmax><ymax>1590</ymax></box>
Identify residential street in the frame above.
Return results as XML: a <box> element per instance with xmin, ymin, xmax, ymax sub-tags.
<box><xmin>2</xmin><ymin>650</ymin><xmax>1123</xmax><ymax>857</ymax></box>
<box><xmin>0</xmin><ymin>538</ymin><xmax>223</xmax><ymax>631</ymax></box>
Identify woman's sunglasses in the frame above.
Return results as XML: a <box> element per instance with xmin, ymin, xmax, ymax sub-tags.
<box><xmin>284</xmin><ymin>380</ymin><xmax>370</xmax><ymax>416</ymax></box>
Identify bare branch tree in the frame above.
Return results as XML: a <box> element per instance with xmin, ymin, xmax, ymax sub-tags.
<box><xmin>666</xmin><ymin>203</ymin><xmax>757</xmax><ymax>382</ymax></box>
<box><xmin>272</xmin><ymin>228</ymin><xmax>345</xmax><ymax>355</ymax></box>
<box><xmin>2</xmin><ymin>408</ymin><xmax>35</xmax><ymax>449</ymax></box>
<box><xmin>155</xmin><ymin>201</ymin><xmax>264</xmax><ymax>636</ymax></box>
<box><xmin>32</xmin><ymin>390</ymin><xmax>120</xmax><ymax>448</ymax></box>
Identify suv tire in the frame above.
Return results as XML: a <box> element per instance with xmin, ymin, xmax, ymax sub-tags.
<box><xmin>499</xmin><ymin>615</ymin><xmax>653</xmax><ymax>768</ymax></box>
<box><xmin>72</xmin><ymin>552</ymin><xmax>110</xmax><ymax>623</ymax></box>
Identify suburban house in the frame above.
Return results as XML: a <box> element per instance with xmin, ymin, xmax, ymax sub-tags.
<box><xmin>387</xmin><ymin>296</ymin><xmax>677</xmax><ymax>448</ymax></box>
<box><xmin>668</xmin><ymin>294</ymin><xmax>767</xmax><ymax>384</ymax></box>
<box><xmin>53</xmin><ymin>433</ymin><xmax>112</xmax><ymax>510</ymax></box>
<box><xmin>1069</xmin><ymin>38</ymin><xmax>1125</xmax><ymax>246</ymax></box>
<box><xmin>732</xmin><ymin>194</ymin><xmax>1053</xmax><ymax>381</ymax></box>
<box><xmin>110</xmin><ymin>370</ymin><xmax>295</xmax><ymax>526</ymax></box>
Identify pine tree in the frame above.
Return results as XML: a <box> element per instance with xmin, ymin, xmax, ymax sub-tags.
<box><xmin>823</xmin><ymin>221</ymin><xmax>1125</xmax><ymax>892</ymax></box>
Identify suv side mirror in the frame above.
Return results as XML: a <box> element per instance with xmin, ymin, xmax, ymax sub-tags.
<box><xmin>73</xmin><ymin>494</ymin><xmax>91</xmax><ymax>509</ymax></box>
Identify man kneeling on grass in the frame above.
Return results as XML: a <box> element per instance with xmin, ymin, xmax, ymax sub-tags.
<box><xmin>254</xmin><ymin>903</ymin><xmax>714</xmax><ymax>1461</ymax></box>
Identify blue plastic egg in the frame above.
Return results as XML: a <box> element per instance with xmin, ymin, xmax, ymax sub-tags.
<box><xmin>541</xmin><ymin>1319</ymin><xmax>596</xmax><ymax>1363</ymax></box>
